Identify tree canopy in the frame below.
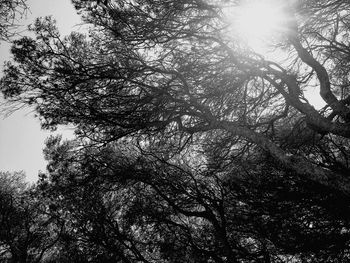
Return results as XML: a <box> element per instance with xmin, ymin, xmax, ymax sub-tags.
<box><xmin>0</xmin><ymin>0</ymin><xmax>27</xmax><ymax>42</ymax></box>
<box><xmin>1</xmin><ymin>0</ymin><xmax>350</xmax><ymax>262</ymax></box>
<box><xmin>0</xmin><ymin>171</ymin><xmax>62</xmax><ymax>263</ymax></box>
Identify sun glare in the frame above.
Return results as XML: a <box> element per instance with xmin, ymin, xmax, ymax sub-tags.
<box><xmin>225</xmin><ymin>0</ymin><xmax>290</xmax><ymax>52</ymax></box>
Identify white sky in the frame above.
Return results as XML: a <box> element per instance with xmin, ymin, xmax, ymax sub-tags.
<box><xmin>0</xmin><ymin>0</ymin><xmax>82</xmax><ymax>182</ymax></box>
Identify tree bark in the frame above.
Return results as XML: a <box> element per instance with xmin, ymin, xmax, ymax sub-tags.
<box><xmin>217</xmin><ymin>120</ymin><xmax>350</xmax><ymax>196</ymax></box>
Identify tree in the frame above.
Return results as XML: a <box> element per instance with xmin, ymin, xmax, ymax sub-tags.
<box><xmin>1</xmin><ymin>0</ymin><xmax>350</xmax><ymax>261</ymax></box>
<box><xmin>37</xmin><ymin>135</ymin><xmax>350</xmax><ymax>262</ymax></box>
<box><xmin>0</xmin><ymin>171</ymin><xmax>27</xmax><ymax>262</ymax></box>
<box><xmin>0</xmin><ymin>0</ymin><xmax>27</xmax><ymax>42</ymax></box>
<box><xmin>0</xmin><ymin>171</ymin><xmax>62</xmax><ymax>263</ymax></box>
<box><xmin>1</xmin><ymin>0</ymin><xmax>349</xmax><ymax>193</ymax></box>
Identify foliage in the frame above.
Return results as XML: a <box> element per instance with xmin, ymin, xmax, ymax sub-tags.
<box><xmin>0</xmin><ymin>171</ymin><xmax>61</xmax><ymax>263</ymax></box>
<box><xmin>0</xmin><ymin>0</ymin><xmax>27</xmax><ymax>42</ymax></box>
<box><xmin>35</xmin><ymin>136</ymin><xmax>350</xmax><ymax>262</ymax></box>
<box><xmin>1</xmin><ymin>0</ymin><xmax>350</xmax><ymax>262</ymax></box>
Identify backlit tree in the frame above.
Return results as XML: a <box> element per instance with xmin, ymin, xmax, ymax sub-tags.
<box><xmin>1</xmin><ymin>0</ymin><xmax>350</xmax><ymax>261</ymax></box>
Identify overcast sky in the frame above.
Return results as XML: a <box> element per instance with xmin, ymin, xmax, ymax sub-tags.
<box><xmin>0</xmin><ymin>0</ymin><xmax>82</xmax><ymax>182</ymax></box>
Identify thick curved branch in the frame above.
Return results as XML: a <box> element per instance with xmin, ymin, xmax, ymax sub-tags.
<box><xmin>197</xmin><ymin>34</ymin><xmax>350</xmax><ymax>137</ymax></box>
<box><xmin>217</xmin><ymin>120</ymin><xmax>350</xmax><ymax>196</ymax></box>
<box><xmin>289</xmin><ymin>36</ymin><xmax>350</xmax><ymax>121</ymax></box>
<box><xmin>265</xmin><ymin>75</ymin><xmax>350</xmax><ymax>138</ymax></box>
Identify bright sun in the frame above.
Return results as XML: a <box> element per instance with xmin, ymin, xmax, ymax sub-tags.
<box><xmin>225</xmin><ymin>0</ymin><xmax>290</xmax><ymax>52</ymax></box>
